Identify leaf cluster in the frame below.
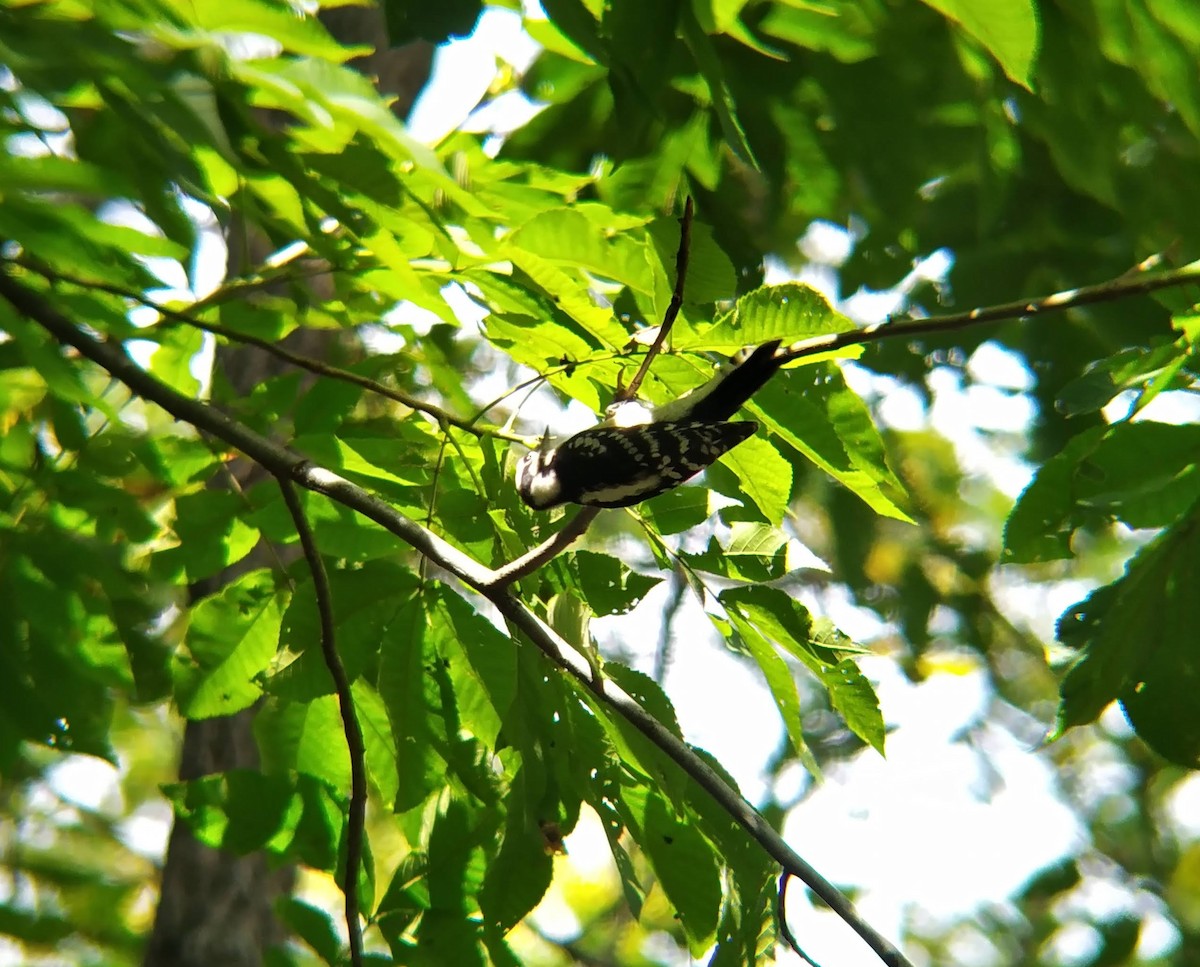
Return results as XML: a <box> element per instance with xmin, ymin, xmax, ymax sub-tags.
<box><xmin>1</xmin><ymin>1</ymin><xmax>1200</xmax><ymax>965</ymax></box>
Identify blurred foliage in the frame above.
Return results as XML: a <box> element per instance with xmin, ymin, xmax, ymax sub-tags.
<box><xmin>0</xmin><ymin>0</ymin><xmax>1198</xmax><ymax>965</ymax></box>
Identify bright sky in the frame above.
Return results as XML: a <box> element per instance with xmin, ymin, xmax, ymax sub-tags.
<box><xmin>22</xmin><ymin>8</ymin><xmax>1198</xmax><ymax>967</ymax></box>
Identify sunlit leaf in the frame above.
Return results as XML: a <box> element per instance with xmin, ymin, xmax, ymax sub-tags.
<box><xmin>174</xmin><ymin>569</ymin><xmax>287</xmax><ymax>718</ymax></box>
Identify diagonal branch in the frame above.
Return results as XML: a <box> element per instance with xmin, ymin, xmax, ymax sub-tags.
<box><xmin>278</xmin><ymin>480</ymin><xmax>365</xmax><ymax>967</ymax></box>
<box><xmin>16</xmin><ymin>260</ymin><xmax>531</xmax><ymax>445</ymax></box>
<box><xmin>1</xmin><ymin>267</ymin><xmax>912</xmax><ymax>967</ymax></box>
<box><xmin>484</xmin><ymin>506</ymin><xmax>600</xmax><ymax>588</ymax></box>
<box><xmin>781</xmin><ymin>259</ymin><xmax>1200</xmax><ymax>364</ymax></box>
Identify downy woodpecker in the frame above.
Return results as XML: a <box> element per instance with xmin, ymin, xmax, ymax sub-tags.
<box><xmin>515</xmin><ymin>340</ymin><xmax>783</xmax><ymax>510</ymax></box>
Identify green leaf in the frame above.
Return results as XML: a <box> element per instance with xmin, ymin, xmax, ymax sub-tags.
<box><xmin>0</xmin><ymin>152</ymin><xmax>120</xmax><ymax>196</ymax></box>
<box><xmin>155</xmin><ymin>490</ymin><xmax>260</xmax><ymax>583</ymax></box>
<box><xmin>1067</xmin><ymin>422</ymin><xmax>1200</xmax><ymax>528</ymax></box>
<box><xmin>509</xmin><ymin>207</ymin><xmax>660</xmax><ymax>299</ymax></box>
<box><xmin>680</xmin><ymin>3</ymin><xmax>758</xmax><ymax>167</ymax></box>
<box><xmin>721</xmin><ymin>433</ymin><xmax>793</xmax><ymax>524</ymax></box>
<box><xmin>292</xmin><ymin>433</ymin><xmax>431</xmax><ymax>488</ymax></box>
<box><xmin>682</xmin><ymin>524</ymin><xmax>794</xmax><ymax>583</ymax></box>
<box><xmin>1004</xmin><ymin>422</ymin><xmax>1200</xmax><ymax>563</ymax></box>
<box><xmin>501</xmin><ymin>244</ymin><xmax>630</xmax><ymax>348</ymax></box>
<box><xmin>1003</xmin><ymin>427</ymin><xmax>1105</xmax><ymax>563</ymax></box>
<box><xmin>279</xmin><ymin>898</ymin><xmax>344</xmax><ymax>966</ymax></box>
<box><xmin>174</xmin><ymin>569</ymin><xmax>287</xmax><ymax>719</ymax></box>
<box><xmin>3</xmin><ymin>310</ymin><xmax>101</xmax><ymax>409</ymax></box>
<box><xmin>478</xmin><ymin>764</ymin><xmax>554</xmax><ymax>933</ymax></box>
<box><xmin>647</xmin><ymin>215</ymin><xmax>737</xmax><ymax>306</ymax></box>
<box><xmin>620</xmin><ymin>784</ymin><xmax>722</xmax><ymax>955</ymax></box>
<box><xmin>163</xmin><ymin>770</ymin><xmax>342</xmax><ymax>869</ymax></box>
<box><xmin>718</xmin><ymin>593</ymin><xmax>809</xmax><ymax>760</ymax></box>
<box><xmin>1055</xmin><ymin>341</ymin><xmax>1190</xmax><ymax>417</ymax></box>
<box><xmin>721</xmin><ymin>585</ymin><xmax>882</xmax><ymax>752</ymax></box>
<box><xmin>169</xmin><ymin>2</ymin><xmax>370</xmax><ymax>60</ymax></box>
<box><xmin>752</xmin><ymin>362</ymin><xmax>912</xmax><ymax>521</ymax></box>
<box><xmin>709</xmin><ymin>872</ymin><xmax>776</xmax><ymax>967</ymax></box>
<box><xmin>599</xmin><ymin>817</ymin><xmax>646</xmax><ymax>920</ymax></box>
<box><xmin>383</xmin><ymin>0</ymin><xmax>483</xmax><ymax>45</ymax></box>
<box><xmin>919</xmin><ymin>0</ymin><xmax>1039</xmax><ymax>89</ymax></box>
<box><xmin>148</xmin><ymin>323</ymin><xmax>202</xmax><ymax>398</ymax></box>
<box><xmin>255</xmin><ymin>694</ymin><xmax>351</xmax><ymax>792</ymax></box>
<box><xmin>643</xmin><ymin>483</ymin><xmax>712</xmax><ymax>535</ymax></box>
<box><xmin>0</xmin><ymin>200</ymin><xmax>176</xmax><ymax>288</ymax></box>
<box><xmin>423</xmin><ymin>799</ymin><xmax>487</xmax><ymax>965</ymax></box>
<box><xmin>164</xmin><ymin>770</ymin><xmax>294</xmax><ymax>854</ymax></box>
<box><xmin>378</xmin><ymin>598</ymin><xmax>447</xmax><ymax>812</ymax></box>
<box><xmin>576</xmin><ymin>679</ymin><xmax>683</xmax><ymax>799</ymax></box>
<box><xmin>825</xmin><ymin>655</ymin><xmax>886</xmax><ymax>755</ymax></box>
<box><xmin>725</xmin><ymin>521</ymin><xmax>794</xmax><ymax>570</ymax></box>
<box><xmin>1120</xmin><ymin>606</ymin><xmax>1200</xmax><ymax>768</ymax></box>
<box><xmin>354</xmin><ymin>679</ymin><xmax>400</xmax><ymax>806</ymax></box>
<box><xmin>701</xmin><ymin>283</ymin><xmax>855</xmax><ymax>351</ymax></box>
<box><xmin>756</xmin><ymin>2</ymin><xmax>879</xmax><ymax>61</ymax></box>
<box><xmin>273</xmin><ymin>561</ymin><xmax>421</xmax><ymax>701</ymax></box>
<box><xmin>548</xmin><ymin>589</ymin><xmax>592</xmax><ymax>656</ymax></box>
<box><xmin>604</xmin><ymin>663</ymin><xmax>684</xmax><ymax>740</ymax></box>
<box><xmin>1055</xmin><ymin>507</ymin><xmax>1200</xmax><ymax>738</ymax></box>
<box><xmin>432</xmin><ymin>586</ymin><xmax>518</xmax><ymax>748</ymax></box>
<box><xmin>574</xmin><ymin>550</ymin><xmax>663</xmax><ymax>614</ymax></box>
<box><xmin>0</xmin><ymin>543</ymin><xmax>118</xmax><ymax>763</ymax></box>
<box><xmin>1127</xmin><ymin>1</ymin><xmax>1200</xmax><ymax>138</ymax></box>
<box><xmin>540</xmin><ymin>0</ymin><xmax>609</xmax><ymax>65</ymax></box>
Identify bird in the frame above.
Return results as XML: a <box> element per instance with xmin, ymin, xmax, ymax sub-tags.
<box><xmin>515</xmin><ymin>340</ymin><xmax>783</xmax><ymax>509</ymax></box>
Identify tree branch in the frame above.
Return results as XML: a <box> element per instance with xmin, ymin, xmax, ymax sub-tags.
<box><xmin>15</xmin><ymin>259</ymin><xmax>532</xmax><ymax>445</ymax></box>
<box><xmin>782</xmin><ymin>259</ymin><xmax>1200</xmax><ymax>363</ymax></box>
<box><xmin>278</xmin><ymin>480</ymin><xmax>365</xmax><ymax>967</ymax></box>
<box><xmin>484</xmin><ymin>506</ymin><xmax>600</xmax><ymax>588</ymax></box>
<box><xmin>1</xmin><ymin>267</ymin><xmax>912</xmax><ymax>967</ymax></box>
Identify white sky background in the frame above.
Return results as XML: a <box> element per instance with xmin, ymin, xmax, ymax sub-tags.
<box><xmin>27</xmin><ymin>6</ymin><xmax>1200</xmax><ymax>967</ymax></box>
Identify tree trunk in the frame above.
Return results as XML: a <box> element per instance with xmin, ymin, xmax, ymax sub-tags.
<box><xmin>143</xmin><ymin>16</ymin><xmax>433</xmax><ymax>965</ymax></box>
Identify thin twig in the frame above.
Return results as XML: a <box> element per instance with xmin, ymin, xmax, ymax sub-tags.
<box><xmin>278</xmin><ymin>479</ymin><xmax>365</xmax><ymax>967</ymax></box>
<box><xmin>778</xmin><ymin>871</ymin><xmax>821</xmax><ymax>967</ymax></box>
<box><xmin>780</xmin><ymin>259</ymin><xmax>1200</xmax><ymax>364</ymax></box>
<box><xmin>16</xmin><ymin>260</ymin><xmax>530</xmax><ymax>445</ymax></box>
<box><xmin>485</xmin><ymin>507</ymin><xmax>601</xmax><ymax>588</ymax></box>
<box><xmin>4</xmin><ymin>270</ymin><xmax>913</xmax><ymax>967</ymax></box>
<box><xmin>420</xmin><ymin>428</ymin><xmax>452</xmax><ymax>586</ymax></box>
<box><xmin>617</xmin><ymin>197</ymin><xmax>694</xmax><ymax>402</ymax></box>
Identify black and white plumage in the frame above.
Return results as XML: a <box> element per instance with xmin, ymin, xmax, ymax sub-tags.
<box><xmin>601</xmin><ymin>338</ymin><xmax>784</xmax><ymax>429</ymax></box>
<box><xmin>515</xmin><ymin>421</ymin><xmax>758</xmax><ymax>509</ymax></box>
<box><xmin>516</xmin><ymin>339</ymin><xmax>785</xmax><ymax>510</ymax></box>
